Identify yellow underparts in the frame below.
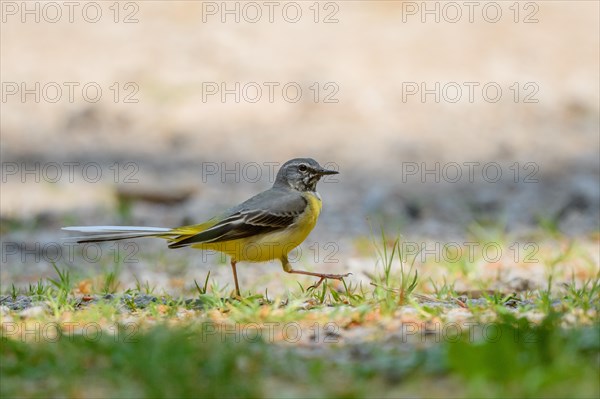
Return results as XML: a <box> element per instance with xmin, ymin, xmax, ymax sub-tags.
<box><xmin>192</xmin><ymin>192</ymin><xmax>322</xmax><ymax>263</ymax></box>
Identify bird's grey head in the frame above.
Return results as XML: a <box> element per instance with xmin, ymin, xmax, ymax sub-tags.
<box><xmin>274</xmin><ymin>158</ymin><xmax>338</xmax><ymax>192</ymax></box>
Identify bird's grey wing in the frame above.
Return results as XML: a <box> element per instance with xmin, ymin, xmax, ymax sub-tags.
<box><xmin>168</xmin><ymin>189</ymin><xmax>307</xmax><ymax>248</ymax></box>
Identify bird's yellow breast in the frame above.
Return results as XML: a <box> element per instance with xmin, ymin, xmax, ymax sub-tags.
<box><xmin>297</xmin><ymin>191</ymin><xmax>322</xmax><ymax>231</ymax></box>
<box><xmin>193</xmin><ymin>192</ymin><xmax>322</xmax><ymax>262</ymax></box>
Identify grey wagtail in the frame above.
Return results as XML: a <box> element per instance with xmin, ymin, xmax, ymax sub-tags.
<box><xmin>63</xmin><ymin>158</ymin><xmax>350</xmax><ymax>296</ymax></box>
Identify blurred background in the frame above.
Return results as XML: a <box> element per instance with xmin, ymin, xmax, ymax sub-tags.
<box><xmin>2</xmin><ymin>1</ymin><xmax>599</xmax><ymax>293</ymax></box>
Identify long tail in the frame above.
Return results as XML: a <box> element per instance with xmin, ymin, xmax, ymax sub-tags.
<box><xmin>62</xmin><ymin>226</ymin><xmax>174</xmax><ymax>244</ymax></box>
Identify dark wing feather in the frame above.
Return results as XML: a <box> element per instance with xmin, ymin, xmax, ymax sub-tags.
<box><xmin>168</xmin><ymin>189</ymin><xmax>307</xmax><ymax>248</ymax></box>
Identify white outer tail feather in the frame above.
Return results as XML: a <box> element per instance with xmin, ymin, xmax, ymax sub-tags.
<box><xmin>62</xmin><ymin>226</ymin><xmax>171</xmax><ymax>233</ymax></box>
<box><xmin>62</xmin><ymin>226</ymin><xmax>173</xmax><ymax>243</ymax></box>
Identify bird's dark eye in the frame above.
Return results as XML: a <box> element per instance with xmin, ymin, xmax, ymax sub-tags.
<box><xmin>298</xmin><ymin>164</ymin><xmax>308</xmax><ymax>172</ymax></box>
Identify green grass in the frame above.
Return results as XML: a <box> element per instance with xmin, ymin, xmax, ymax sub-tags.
<box><xmin>448</xmin><ymin>312</ymin><xmax>600</xmax><ymax>398</ymax></box>
<box><xmin>2</xmin><ymin>313</ymin><xmax>598</xmax><ymax>398</ymax></box>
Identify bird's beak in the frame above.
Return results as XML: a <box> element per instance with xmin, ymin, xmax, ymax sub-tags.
<box><xmin>315</xmin><ymin>167</ymin><xmax>339</xmax><ymax>175</ymax></box>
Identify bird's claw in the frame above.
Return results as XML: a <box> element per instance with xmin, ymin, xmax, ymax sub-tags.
<box><xmin>307</xmin><ymin>273</ymin><xmax>352</xmax><ymax>291</ymax></box>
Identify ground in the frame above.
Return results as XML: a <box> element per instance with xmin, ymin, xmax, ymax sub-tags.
<box><xmin>1</xmin><ymin>232</ymin><xmax>599</xmax><ymax>398</ymax></box>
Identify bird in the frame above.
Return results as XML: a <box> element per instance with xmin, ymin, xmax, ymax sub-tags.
<box><xmin>63</xmin><ymin>158</ymin><xmax>350</xmax><ymax>296</ymax></box>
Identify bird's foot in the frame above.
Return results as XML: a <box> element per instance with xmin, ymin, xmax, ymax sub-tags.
<box><xmin>307</xmin><ymin>272</ymin><xmax>352</xmax><ymax>291</ymax></box>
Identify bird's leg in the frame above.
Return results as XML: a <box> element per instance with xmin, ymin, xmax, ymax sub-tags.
<box><xmin>281</xmin><ymin>256</ymin><xmax>351</xmax><ymax>290</ymax></box>
<box><xmin>230</xmin><ymin>259</ymin><xmax>241</xmax><ymax>297</ymax></box>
